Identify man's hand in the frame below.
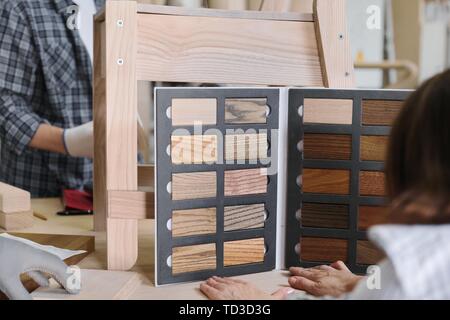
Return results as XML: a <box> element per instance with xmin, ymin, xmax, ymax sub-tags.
<box><xmin>64</xmin><ymin>121</ymin><xmax>93</xmax><ymax>158</ymax></box>
<box><xmin>288</xmin><ymin>261</ymin><xmax>363</xmax><ymax>297</ymax></box>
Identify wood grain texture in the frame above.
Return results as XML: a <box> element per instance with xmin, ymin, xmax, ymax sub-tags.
<box><xmin>360</xmin><ymin>136</ymin><xmax>388</xmax><ymax>161</ymax></box>
<box><xmin>0</xmin><ymin>182</ymin><xmax>31</xmax><ymax>213</ymax></box>
<box><xmin>224</xmin><ymin>204</ymin><xmax>266</xmax><ymax>232</ymax></box>
<box><xmin>225</xmin><ymin>134</ymin><xmax>268</xmax><ymax>161</ymax></box>
<box><xmin>107</xmin><ymin>218</ymin><xmax>138</xmax><ymax>271</ymax></box>
<box><xmin>303</xmin><ymin>169</ymin><xmax>350</xmax><ymax>195</ymax></box>
<box><xmin>360</xmin><ymin>171</ymin><xmax>386</xmax><ymax>196</ymax></box>
<box><xmin>357</xmin><ymin>241</ymin><xmax>385</xmax><ymax>265</ymax></box>
<box><xmin>300</xmin><ymin>237</ymin><xmax>348</xmax><ymax>263</ymax></box>
<box><xmin>136</xmin><ymin>14</ymin><xmax>323</xmax><ymax>86</ymax></box>
<box><xmin>301</xmin><ymin>203</ymin><xmax>349</xmax><ymax>229</ymax></box>
<box><xmin>108</xmin><ymin>191</ymin><xmax>154</xmax><ymax>220</ymax></box>
<box><xmin>362</xmin><ymin>100</ymin><xmax>403</xmax><ymax>126</ymax></box>
<box><xmin>304</xmin><ymin>99</ymin><xmax>353</xmax><ymax>125</ymax></box>
<box><xmin>224</xmin><ymin>168</ymin><xmax>268</xmax><ymax>197</ymax></box>
<box><xmin>172</xmin><ymin>208</ymin><xmax>216</xmax><ymax>237</ymax></box>
<box><xmin>225</xmin><ymin>98</ymin><xmax>268</xmax><ymax>124</ymax></box>
<box><xmin>172</xmin><ymin>243</ymin><xmax>216</xmax><ymax>275</ymax></box>
<box><xmin>0</xmin><ymin>210</ymin><xmax>33</xmax><ymax>231</ymax></box>
<box><xmin>172</xmin><ymin>135</ymin><xmax>218</xmax><ymax>164</ymax></box>
<box><xmin>171</xmin><ymin>98</ymin><xmax>217</xmax><ymax>126</ymax></box>
<box><xmin>224</xmin><ymin>238</ymin><xmax>265</xmax><ymax>267</ymax></box>
<box><xmin>172</xmin><ymin>172</ymin><xmax>217</xmax><ymax>201</ymax></box>
<box><xmin>359</xmin><ymin>206</ymin><xmax>390</xmax><ymax>231</ymax></box>
<box><xmin>304</xmin><ymin>134</ymin><xmax>352</xmax><ymax>160</ymax></box>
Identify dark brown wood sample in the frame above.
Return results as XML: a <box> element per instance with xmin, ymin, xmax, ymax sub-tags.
<box><xmin>172</xmin><ymin>172</ymin><xmax>217</xmax><ymax>201</ymax></box>
<box><xmin>358</xmin><ymin>206</ymin><xmax>390</xmax><ymax>230</ymax></box>
<box><xmin>301</xmin><ymin>203</ymin><xmax>349</xmax><ymax>229</ymax></box>
<box><xmin>304</xmin><ymin>134</ymin><xmax>352</xmax><ymax>160</ymax></box>
<box><xmin>362</xmin><ymin>100</ymin><xmax>403</xmax><ymax>126</ymax></box>
<box><xmin>224</xmin><ymin>204</ymin><xmax>266</xmax><ymax>232</ymax></box>
<box><xmin>224</xmin><ymin>168</ymin><xmax>268</xmax><ymax>197</ymax></box>
<box><xmin>360</xmin><ymin>171</ymin><xmax>386</xmax><ymax>196</ymax></box>
<box><xmin>225</xmin><ymin>98</ymin><xmax>268</xmax><ymax>124</ymax></box>
<box><xmin>172</xmin><ymin>208</ymin><xmax>216</xmax><ymax>237</ymax></box>
<box><xmin>224</xmin><ymin>238</ymin><xmax>265</xmax><ymax>267</ymax></box>
<box><xmin>172</xmin><ymin>243</ymin><xmax>217</xmax><ymax>275</ymax></box>
<box><xmin>360</xmin><ymin>136</ymin><xmax>388</xmax><ymax>161</ymax></box>
<box><xmin>357</xmin><ymin>241</ymin><xmax>385</xmax><ymax>265</ymax></box>
<box><xmin>300</xmin><ymin>237</ymin><xmax>348</xmax><ymax>263</ymax></box>
<box><xmin>303</xmin><ymin>169</ymin><xmax>350</xmax><ymax>195</ymax></box>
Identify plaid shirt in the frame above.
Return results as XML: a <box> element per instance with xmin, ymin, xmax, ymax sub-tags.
<box><xmin>0</xmin><ymin>0</ymin><xmax>104</xmax><ymax>197</ymax></box>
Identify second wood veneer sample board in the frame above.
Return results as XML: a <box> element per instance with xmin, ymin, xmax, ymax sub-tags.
<box><xmin>286</xmin><ymin>89</ymin><xmax>412</xmax><ymax>274</ymax></box>
<box><xmin>155</xmin><ymin>88</ymin><xmax>279</xmax><ymax>285</ymax></box>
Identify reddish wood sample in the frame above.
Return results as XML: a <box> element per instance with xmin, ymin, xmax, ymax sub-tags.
<box><xmin>301</xmin><ymin>203</ymin><xmax>349</xmax><ymax>229</ymax></box>
<box><xmin>304</xmin><ymin>134</ymin><xmax>352</xmax><ymax>160</ymax></box>
<box><xmin>300</xmin><ymin>237</ymin><xmax>348</xmax><ymax>263</ymax></box>
<box><xmin>360</xmin><ymin>136</ymin><xmax>388</xmax><ymax>161</ymax></box>
<box><xmin>224</xmin><ymin>168</ymin><xmax>268</xmax><ymax>197</ymax></box>
<box><xmin>362</xmin><ymin>100</ymin><xmax>403</xmax><ymax>126</ymax></box>
<box><xmin>303</xmin><ymin>169</ymin><xmax>350</xmax><ymax>195</ymax></box>
<box><xmin>360</xmin><ymin>171</ymin><xmax>386</xmax><ymax>196</ymax></box>
<box><xmin>358</xmin><ymin>206</ymin><xmax>390</xmax><ymax>231</ymax></box>
<box><xmin>357</xmin><ymin>240</ymin><xmax>385</xmax><ymax>265</ymax></box>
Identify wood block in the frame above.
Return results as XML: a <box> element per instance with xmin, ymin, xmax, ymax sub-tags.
<box><xmin>224</xmin><ymin>168</ymin><xmax>268</xmax><ymax>197</ymax></box>
<box><xmin>224</xmin><ymin>238</ymin><xmax>265</xmax><ymax>267</ymax></box>
<box><xmin>304</xmin><ymin>134</ymin><xmax>352</xmax><ymax>160</ymax></box>
<box><xmin>171</xmin><ymin>135</ymin><xmax>218</xmax><ymax>164</ymax></box>
<box><xmin>300</xmin><ymin>237</ymin><xmax>348</xmax><ymax>263</ymax></box>
<box><xmin>360</xmin><ymin>171</ymin><xmax>386</xmax><ymax>196</ymax></box>
<box><xmin>304</xmin><ymin>99</ymin><xmax>353</xmax><ymax>125</ymax></box>
<box><xmin>172</xmin><ymin>172</ymin><xmax>217</xmax><ymax>201</ymax></box>
<box><xmin>171</xmin><ymin>98</ymin><xmax>217</xmax><ymax>126</ymax></box>
<box><xmin>0</xmin><ymin>182</ymin><xmax>31</xmax><ymax>214</ymax></box>
<box><xmin>360</xmin><ymin>136</ymin><xmax>388</xmax><ymax>161</ymax></box>
<box><xmin>0</xmin><ymin>210</ymin><xmax>33</xmax><ymax>231</ymax></box>
<box><xmin>303</xmin><ymin>169</ymin><xmax>350</xmax><ymax>195</ymax></box>
<box><xmin>225</xmin><ymin>98</ymin><xmax>268</xmax><ymax>124</ymax></box>
<box><xmin>108</xmin><ymin>191</ymin><xmax>154</xmax><ymax>220</ymax></box>
<box><xmin>301</xmin><ymin>203</ymin><xmax>349</xmax><ymax>229</ymax></box>
<box><xmin>358</xmin><ymin>206</ymin><xmax>390</xmax><ymax>231</ymax></box>
<box><xmin>362</xmin><ymin>100</ymin><xmax>403</xmax><ymax>126</ymax></box>
<box><xmin>224</xmin><ymin>204</ymin><xmax>266</xmax><ymax>232</ymax></box>
<box><xmin>172</xmin><ymin>208</ymin><xmax>216</xmax><ymax>238</ymax></box>
<box><xmin>357</xmin><ymin>241</ymin><xmax>385</xmax><ymax>265</ymax></box>
<box><xmin>138</xmin><ymin>165</ymin><xmax>154</xmax><ymax>189</ymax></box>
<box><xmin>172</xmin><ymin>243</ymin><xmax>216</xmax><ymax>275</ymax></box>
<box><xmin>225</xmin><ymin>133</ymin><xmax>268</xmax><ymax>161</ymax></box>
<box><xmin>107</xmin><ymin>218</ymin><xmax>138</xmax><ymax>271</ymax></box>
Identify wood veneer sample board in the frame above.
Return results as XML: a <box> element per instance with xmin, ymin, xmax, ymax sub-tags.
<box><xmin>286</xmin><ymin>88</ymin><xmax>412</xmax><ymax>274</ymax></box>
<box><xmin>155</xmin><ymin>88</ymin><xmax>279</xmax><ymax>285</ymax></box>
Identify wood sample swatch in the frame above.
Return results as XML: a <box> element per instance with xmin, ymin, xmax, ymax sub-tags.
<box><xmin>303</xmin><ymin>169</ymin><xmax>350</xmax><ymax>195</ymax></box>
<box><xmin>171</xmin><ymin>135</ymin><xmax>218</xmax><ymax>164</ymax></box>
<box><xmin>225</xmin><ymin>133</ymin><xmax>268</xmax><ymax>161</ymax></box>
<box><xmin>224</xmin><ymin>204</ymin><xmax>266</xmax><ymax>232</ymax></box>
<box><xmin>225</xmin><ymin>98</ymin><xmax>268</xmax><ymax>124</ymax></box>
<box><xmin>357</xmin><ymin>241</ymin><xmax>385</xmax><ymax>265</ymax></box>
<box><xmin>304</xmin><ymin>99</ymin><xmax>353</xmax><ymax>125</ymax></box>
<box><xmin>360</xmin><ymin>171</ymin><xmax>386</xmax><ymax>196</ymax></box>
<box><xmin>301</xmin><ymin>203</ymin><xmax>349</xmax><ymax>229</ymax></box>
<box><xmin>172</xmin><ymin>208</ymin><xmax>216</xmax><ymax>238</ymax></box>
<box><xmin>0</xmin><ymin>182</ymin><xmax>31</xmax><ymax>214</ymax></box>
<box><xmin>360</xmin><ymin>136</ymin><xmax>388</xmax><ymax>161</ymax></box>
<box><xmin>362</xmin><ymin>100</ymin><xmax>403</xmax><ymax>126</ymax></box>
<box><xmin>0</xmin><ymin>210</ymin><xmax>33</xmax><ymax>231</ymax></box>
<box><xmin>358</xmin><ymin>206</ymin><xmax>390</xmax><ymax>231</ymax></box>
<box><xmin>172</xmin><ymin>172</ymin><xmax>217</xmax><ymax>201</ymax></box>
<box><xmin>172</xmin><ymin>243</ymin><xmax>217</xmax><ymax>275</ymax></box>
<box><xmin>171</xmin><ymin>98</ymin><xmax>217</xmax><ymax>126</ymax></box>
<box><xmin>300</xmin><ymin>237</ymin><xmax>348</xmax><ymax>263</ymax></box>
<box><xmin>304</xmin><ymin>134</ymin><xmax>352</xmax><ymax>160</ymax></box>
<box><xmin>224</xmin><ymin>168</ymin><xmax>268</xmax><ymax>197</ymax></box>
<box><xmin>224</xmin><ymin>238</ymin><xmax>265</xmax><ymax>267</ymax></box>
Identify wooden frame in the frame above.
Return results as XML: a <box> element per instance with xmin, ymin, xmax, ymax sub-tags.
<box><xmin>94</xmin><ymin>0</ymin><xmax>355</xmax><ymax>271</ymax></box>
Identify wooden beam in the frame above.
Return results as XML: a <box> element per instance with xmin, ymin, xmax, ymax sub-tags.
<box><xmin>108</xmin><ymin>191</ymin><xmax>154</xmax><ymax>220</ymax></box>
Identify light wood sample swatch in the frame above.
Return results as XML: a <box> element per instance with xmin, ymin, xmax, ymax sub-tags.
<box><xmin>224</xmin><ymin>238</ymin><xmax>265</xmax><ymax>267</ymax></box>
<box><xmin>304</xmin><ymin>134</ymin><xmax>352</xmax><ymax>160</ymax></box>
<box><xmin>300</xmin><ymin>237</ymin><xmax>348</xmax><ymax>263</ymax></box>
<box><xmin>225</xmin><ymin>133</ymin><xmax>268</xmax><ymax>161</ymax></box>
<box><xmin>303</xmin><ymin>169</ymin><xmax>350</xmax><ymax>195</ymax></box>
<box><xmin>225</xmin><ymin>98</ymin><xmax>268</xmax><ymax>124</ymax></box>
<box><xmin>171</xmin><ymin>99</ymin><xmax>217</xmax><ymax>126</ymax></box>
<box><xmin>360</xmin><ymin>136</ymin><xmax>388</xmax><ymax>161</ymax></box>
<box><xmin>304</xmin><ymin>99</ymin><xmax>353</xmax><ymax>125</ymax></box>
<box><xmin>171</xmin><ymin>135</ymin><xmax>218</xmax><ymax>164</ymax></box>
<box><xmin>172</xmin><ymin>243</ymin><xmax>217</xmax><ymax>275</ymax></box>
<box><xmin>0</xmin><ymin>182</ymin><xmax>31</xmax><ymax>213</ymax></box>
<box><xmin>0</xmin><ymin>211</ymin><xmax>33</xmax><ymax>231</ymax></box>
<box><xmin>172</xmin><ymin>208</ymin><xmax>216</xmax><ymax>238</ymax></box>
<box><xmin>362</xmin><ymin>100</ymin><xmax>403</xmax><ymax>126</ymax></box>
<box><xmin>357</xmin><ymin>241</ymin><xmax>385</xmax><ymax>265</ymax></box>
<box><xmin>358</xmin><ymin>206</ymin><xmax>390</xmax><ymax>231</ymax></box>
<box><xmin>224</xmin><ymin>168</ymin><xmax>268</xmax><ymax>197</ymax></box>
<box><xmin>224</xmin><ymin>204</ymin><xmax>266</xmax><ymax>232</ymax></box>
<box><xmin>172</xmin><ymin>172</ymin><xmax>217</xmax><ymax>201</ymax></box>
<box><xmin>360</xmin><ymin>171</ymin><xmax>386</xmax><ymax>196</ymax></box>
<box><xmin>301</xmin><ymin>203</ymin><xmax>349</xmax><ymax>229</ymax></box>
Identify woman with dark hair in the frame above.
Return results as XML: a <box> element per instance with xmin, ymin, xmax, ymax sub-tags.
<box><xmin>200</xmin><ymin>70</ymin><xmax>450</xmax><ymax>300</ymax></box>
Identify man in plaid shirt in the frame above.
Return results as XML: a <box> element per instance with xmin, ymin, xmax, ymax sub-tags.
<box><xmin>0</xmin><ymin>0</ymin><xmax>104</xmax><ymax>197</ymax></box>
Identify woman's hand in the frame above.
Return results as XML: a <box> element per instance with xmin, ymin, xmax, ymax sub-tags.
<box><xmin>288</xmin><ymin>261</ymin><xmax>363</xmax><ymax>297</ymax></box>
